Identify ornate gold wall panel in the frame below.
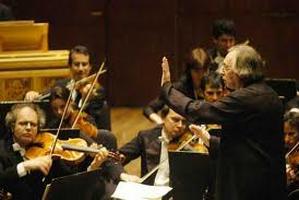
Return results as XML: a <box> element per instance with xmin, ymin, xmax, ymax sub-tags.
<box><xmin>0</xmin><ymin>50</ymin><xmax>70</xmax><ymax>100</ymax></box>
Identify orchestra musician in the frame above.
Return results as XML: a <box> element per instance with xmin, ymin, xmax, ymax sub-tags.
<box><xmin>0</xmin><ymin>103</ymin><xmax>111</xmax><ymax>200</ymax></box>
<box><xmin>206</xmin><ymin>19</ymin><xmax>236</xmax><ymax>72</ymax></box>
<box><xmin>143</xmin><ymin>47</ymin><xmax>210</xmax><ymax>124</ymax></box>
<box><xmin>284</xmin><ymin>108</ymin><xmax>299</xmax><ymax>197</ymax></box>
<box><xmin>119</xmin><ymin>107</ymin><xmax>192</xmax><ymax>186</ymax></box>
<box><xmin>161</xmin><ymin>44</ymin><xmax>286</xmax><ymax>200</ymax></box>
<box><xmin>25</xmin><ymin>45</ymin><xmax>111</xmax><ymax>130</ymax></box>
<box><xmin>47</xmin><ymin>85</ymin><xmax>117</xmax><ymax>151</ymax></box>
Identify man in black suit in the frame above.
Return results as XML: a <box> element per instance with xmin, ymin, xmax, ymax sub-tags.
<box><xmin>25</xmin><ymin>45</ymin><xmax>111</xmax><ymax>130</ymax></box>
<box><xmin>119</xmin><ymin>107</ymin><xmax>187</xmax><ymax>186</ymax></box>
<box><xmin>161</xmin><ymin>44</ymin><xmax>286</xmax><ymax>200</ymax></box>
<box><xmin>206</xmin><ymin>19</ymin><xmax>236</xmax><ymax>72</ymax></box>
<box><xmin>0</xmin><ymin>103</ymin><xmax>110</xmax><ymax>200</ymax></box>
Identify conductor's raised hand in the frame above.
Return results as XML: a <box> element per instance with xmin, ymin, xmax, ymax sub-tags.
<box><xmin>161</xmin><ymin>56</ymin><xmax>171</xmax><ymax>86</ymax></box>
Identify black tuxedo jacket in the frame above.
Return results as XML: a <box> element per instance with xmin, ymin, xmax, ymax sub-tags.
<box><xmin>119</xmin><ymin>126</ymin><xmax>163</xmax><ymax>185</ymax></box>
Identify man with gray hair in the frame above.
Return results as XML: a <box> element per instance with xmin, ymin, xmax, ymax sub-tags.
<box><xmin>0</xmin><ymin>103</ymin><xmax>110</xmax><ymax>200</ymax></box>
<box><xmin>160</xmin><ymin>45</ymin><xmax>286</xmax><ymax>200</ymax></box>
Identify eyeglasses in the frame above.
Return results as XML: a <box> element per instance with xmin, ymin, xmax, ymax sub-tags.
<box><xmin>72</xmin><ymin>62</ymin><xmax>89</xmax><ymax>67</ymax></box>
<box><xmin>18</xmin><ymin>121</ymin><xmax>38</xmax><ymax>128</ymax></box>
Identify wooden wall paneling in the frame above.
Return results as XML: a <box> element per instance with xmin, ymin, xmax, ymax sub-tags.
<box><xmin>227</xmin><ymin>0</ymin><xmax>299</xmax><ymax>79</ymax></box>
<box><xmin>11</xmin><ymin>0</ymin><xmax>299</xmax><ymax>105</ymax></box>
<box><xmin>107</xmin><ymin>0</ymin><xmax>176</xmax><ymax>106</ymax></box>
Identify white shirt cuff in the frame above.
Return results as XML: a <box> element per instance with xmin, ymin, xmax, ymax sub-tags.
<box><xmin>17</xmin><ymin>163</ymin><xmax>27</xmax><ymax>177</ymax></box>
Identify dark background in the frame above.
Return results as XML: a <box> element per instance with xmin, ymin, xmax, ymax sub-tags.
<box><xmin>4</xmin><ymin>0</ymin><xmax>299</xmax><ymax>106</ymax></box>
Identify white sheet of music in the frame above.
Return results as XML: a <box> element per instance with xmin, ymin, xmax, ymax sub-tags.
<box><xmin>111</xmin><ymin>181</ymin><xmax>172</xmax><ymax>200</ymax></box>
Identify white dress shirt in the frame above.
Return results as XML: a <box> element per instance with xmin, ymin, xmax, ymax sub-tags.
<box><xmin>154</xmin><ymin>129</ymin><xmax>171</xmax><ymax>186</ymax></box>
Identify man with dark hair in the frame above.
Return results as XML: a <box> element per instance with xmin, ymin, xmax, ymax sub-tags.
<box><xmin>25</xmin><ymin>45</ymin><xmax>111</xmax><ymax>130</ymax></box>
<box><xmin>207</xmin><ymin>19</ymin><xmax>236</xmax><ymax>71</ymax></box>
<box><xmin>200</xmin><ymin>72</ymin><xmax>225</xmax><ymax>103</ymax></box>
<box><xmin>119</xmin><ymin>108</ymin><xmax>188</xmax><ymax>186</ymax></box>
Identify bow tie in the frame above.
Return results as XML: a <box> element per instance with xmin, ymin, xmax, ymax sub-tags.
<box><xmin>12</xmin><ymin>143</ymin><xmax>26</xmax><ymax>157</ymax></box>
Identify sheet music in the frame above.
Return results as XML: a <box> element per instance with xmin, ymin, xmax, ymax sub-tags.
<box><xmin>111</xmin><ymin>181</ymin><xmax>172</xmax><ymax>200</ymax></box>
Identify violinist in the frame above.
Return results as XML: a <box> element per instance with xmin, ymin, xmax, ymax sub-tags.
<box><xmin>284</xmin><ymin>108</ymin><xmax>299</xmax><ymax>195</ymax></box>
<box><xmin>0</xmin><ymin>103</ymin><xmax>111</xmax><ymax>200</ymax></box>
<box><xmin>143</xmin><ymin>47</ymin><xmax>210</xmax><ymax>124</ymax></box>
<box><xmin>47</xmin><ymin>85</ymin><xmax>117</xmax><ymax>150</ymax></box>
<box><xmin>118</xmin><ymin>107</ymin><xmax>187</xmax><ymax>186</ymax></box>
<box><xmin>25</xmin><ymin>45</ymin><xmax>111</xmax><ymax>130</ymax></box>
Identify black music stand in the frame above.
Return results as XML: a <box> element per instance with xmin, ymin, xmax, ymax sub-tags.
<box><xmin>265</xmin><ymin>78</ymin><xmax>297</xmax><ymax>106</ymax></box>
<box><xmin>42</xmin><ymin>169</ymin><xmax>105</xmax><ymax>200</ymax></box>
<box><xmin>40</xmin><ymin>128</ymin><xmax>80</xmax><ymax>140</ymax></box>
<box><xmin>168</xmin><ymin>151</ymin><xmax>215</xmax><ymax>200</ymax></box>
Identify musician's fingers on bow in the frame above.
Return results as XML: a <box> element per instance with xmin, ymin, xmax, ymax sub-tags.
<box><xmin>189</xmin><ymin>124</ymin><xmax>211</xmax><ymax>147</ymax></box>
<box><xmin>24</xmin><ymin>91</ymin><xmax>41</xmax><ymax>101</ymax></box>
<box><xmin>23</xmin><ymin>155</ymin><xmax>53</xmax><ymax>175</ymax></box>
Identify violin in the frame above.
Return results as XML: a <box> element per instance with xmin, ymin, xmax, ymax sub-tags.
<box><xmin>25</xmin><ymin>132</ymin><xmax>88</xmax><ymax>165</ymax></box>
<box><xmin>168</xmin><ymin>130</ymin><xmax>209</xmax><ymax>154</ymax></box>
<box><xmin>286</xmin><ymin>150</ymin><xmax>299</xmax><ymax>186</ymax></box>
<box><xmin>69</xmin><ymin>109</ymin><xmax>98</xmax><ymax>139</ymax></box>
<box><xmin>60</xmin><ymin>143</ymin><xmax>123</xmax><ymax>162</ymax></box>
<box><xmin>38</xmin><ymin>70</ymin><xmax>106</xmax><ymax>100</ymax></box>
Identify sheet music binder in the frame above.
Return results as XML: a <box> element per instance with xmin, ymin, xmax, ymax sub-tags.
<box><xmin>42</xmin><ymin>169</ymin><xmax>105</xmax><ymax>200</ymax></box>
<box><xmin>168</xmin><ymin>151</ymin><xmax>215</xmax><ymax>200</ymax></box>
<box><xmin>40</xmin><ymin>128</ymin><xmax>80</xmax><ymax>140</ymax></box>
<box><xmin>265</xmin><ymin>78</ymin><xmax>297</xmax><ymax>105</ymax></box>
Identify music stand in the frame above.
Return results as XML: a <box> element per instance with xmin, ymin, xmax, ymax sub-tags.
<box><xmin>40</xmin><ymin>128</ymin><xmax>80</xmax><ymax>140</ymax></box>
<box><xmin>265</xmin><ymin>78</ymin><xmax>297</xmax><ymax>106</ymax></box>
<box><xmin>42</xmin><ymin>169</ymin><xmax>105</xmax><ymax>200</ymax></box>
<box><xmin>168</xmin><ymin>151</ymin><xmax>215</xmax><ymax>200</ymax></box>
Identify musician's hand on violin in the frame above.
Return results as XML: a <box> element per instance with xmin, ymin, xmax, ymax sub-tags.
<box><xmin>24</xmin><ymin>91</ymin><xmax>41</xmax><ymax>101</ymax></box>
<box><xmin>286</xmin><ymin>164</ymin><xmax>298</xmax><ymax>183</ymax></box>
<box><xmin>79</xmin><ymin>83</ymin><xmax>98</xmax><ymax>100</ymax></box>
<box><xmin>120</xmin><ymin>173</ymin><xmax>141</xmax><ymax>183</ymax></box>
<box><xmin>161</xmin><ymin>56</ymin><xmax>171</xmax><ymax>86</ymax></box>
<box><xmin>189</xmin><ymin>124</ymin><xmax>211</xmax><ymax>147</ymax></box>
<box><xmin>22</xmin><ymin>156</ymin><xmax>52</xmax><ymax>175</ymax></box>
<box><xmin>88</xmin><ymin>147</ymin><xmax>109</xmax><ymax>171</ymax></box>
<box><xmin>86</xmin><ymin>143</ymin><xmax>102</xmax><ymax>157</ymax></box>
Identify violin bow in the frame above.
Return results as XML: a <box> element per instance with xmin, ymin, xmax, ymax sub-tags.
<box><xmin>49</xmin><ymin>82</ymin><xmax>76</xmax><ymax>156</ymax></box>
<box><xmin>71</xmin><ymin>60</ymin><xmax>106</xmax><ymax>128</ymax></box>
<box><xmin>139</xmin><ymin>125</ymin><xmax>209</xmax><ymax>183</ymax></box>
<box><xmin>138</xmin><ymin>130</ymin><xmax>195</xmax><ymax>183</ymax></box>
<box><xmin>286</xmin><ymin>140</ymin><xmax>299</xmax><ymax>159</ymax></box>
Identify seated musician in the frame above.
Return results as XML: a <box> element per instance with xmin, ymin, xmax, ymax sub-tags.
<box><xmin>200</xmin><ymin>71</ymin><xmax>225</xmax><ymax>103</ymax></box>
<box><xmin>0</xmin><ymin>103</ymin><xmax>110</xmax><ymax>200</ymax></box>
<box><xmin>25</xmin><ymin>45</ymin><xmax>111</xmax><ymax>130</ymax></box>
<box><xmin>47</xmin><ymin>85</ymin><xmax>117</xmax><ymax>151</ymax></box>
<box><xmin>143</xmin><ymin>47</ymin><xmax>210</xmax><ymax>124</ymax></box>
<box><xmin>284</xmin><ymin>108</ymin><xmax>299</xmax><ymax>195</ymax></box>
<box><xmin>119</xmin><ymin>107</ymin><xmax>190</xmax><ymax>186</ymax></box>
